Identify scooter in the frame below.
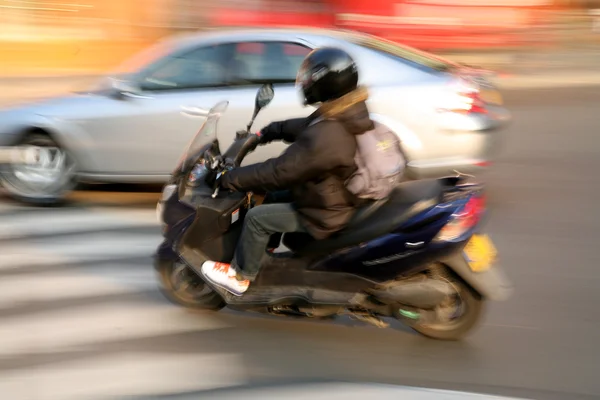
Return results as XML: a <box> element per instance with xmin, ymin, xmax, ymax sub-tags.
<box><xmin>154</xmin><ymin>84</ymin><xmax>513</xmax><ymax>340</ymax></box>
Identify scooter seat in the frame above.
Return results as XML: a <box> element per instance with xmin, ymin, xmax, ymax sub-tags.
<box><xmin>283</xmin><ymin>179</ymin><xmax>444</xmax><ymax>255</ymax></box>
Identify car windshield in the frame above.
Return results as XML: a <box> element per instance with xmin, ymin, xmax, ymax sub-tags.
<box><xmin>180</xmin><ymin>100</ymin><xmax>229</xmax><ymax>171</ymax></box>
<box><xmin>91</xmin><ymin>38</ymin><xmax>181</xmax><ymax>91</ymax></box>
<box><xmin>115</xmin><ymin>39</ymin><xmax>181</xmax><ymax>76</ymax></box>
<box><xmin>345</xmin><ymin>32</ymin><xmax>455</xmax><ymax>72</ymax></box>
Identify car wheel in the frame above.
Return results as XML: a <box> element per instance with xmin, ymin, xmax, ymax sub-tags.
<box><xmin>0</xmin><ymin>132</ymin><xmax>78</xmax><ymax>205</ymax></box>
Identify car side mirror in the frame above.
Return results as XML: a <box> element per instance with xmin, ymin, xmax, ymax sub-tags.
<box><xmin>110</xmin><ymin>78</ymin><xmax>146</xmax><ymax>99</ymax></box>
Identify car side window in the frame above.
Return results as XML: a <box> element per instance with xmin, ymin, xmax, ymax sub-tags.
<box><xmin>347</xmin><ymin>34</ymin><xmax>452</xmax><ymax>73</ymax></box>
<box><xmin>138</xmin><ymin>44</ymin><xmax>232</xmax><ymax>91</ymax></box>
<box><xmin>227</xmin><ymin>41</ymin><xmax>312</xmax><ymax>85</ymax></box>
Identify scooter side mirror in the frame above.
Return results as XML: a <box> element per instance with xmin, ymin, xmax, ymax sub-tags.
<box><xmin>255</xmin><ymin>83</ymin><xmax>275</xmax><ymax>110</ymax></box>
<box><xmin>246</xmin><ymin>83</ymin><xmax>275</xmax><ymax>132</ymax></box>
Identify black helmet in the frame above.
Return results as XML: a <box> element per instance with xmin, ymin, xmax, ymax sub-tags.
<box><xmin>296</xmin><ymin>47</ymin><xmax>359</xmax><ymax>106</ymax></box>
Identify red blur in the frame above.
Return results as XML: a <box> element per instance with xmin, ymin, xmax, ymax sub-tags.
<box><xmin>212</xmin><ymin>0</ymin><xmax>560</xmax><ymax>51</ymax></box>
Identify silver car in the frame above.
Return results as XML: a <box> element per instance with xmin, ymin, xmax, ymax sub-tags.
<box><xmin>0</xmin><ymin>28</ymin><xmax>510</xmax><ymax>204</ymax></box>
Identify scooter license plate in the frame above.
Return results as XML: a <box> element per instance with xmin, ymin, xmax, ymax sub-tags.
<box><xmin>463</xmin><ymin>234</ymin><xmax>497</xmax><ymax>272</ymax></box>
<box><xmin>480</xmin><ymin>89</ymin><xmax>503</xmax><ymax>105</ymax></box>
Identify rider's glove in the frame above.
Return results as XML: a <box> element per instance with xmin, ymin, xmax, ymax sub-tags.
<box><xmin>223</xmin><ymin>158</ymin><xmax>236</xmax><ymax>171</ymax></box>
<box><xmin>246</xmin><ymin>133</ymin><xmax>262</xmax><ymax>152</ymax></box>
<box><xmin>218</xmin><ymin>170</ymin><xmax>235</xmax><ymax>191</ymax></box>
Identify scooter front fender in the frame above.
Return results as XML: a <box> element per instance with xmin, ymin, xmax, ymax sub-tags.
<box><xmin>153</xmin><ymin>240</ymin><xmax>179</xmax><ymax>266</ymax></box>
<box><xmin>440</xmin><ymin>252</ymin><xmax>513</xmax><ymax>301</ymax></box>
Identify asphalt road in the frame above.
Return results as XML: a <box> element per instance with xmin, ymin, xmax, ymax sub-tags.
<box><xmin>1</xmin><ymin>86</ymin><xmax>599</xmax><ymax>400</ymax></box>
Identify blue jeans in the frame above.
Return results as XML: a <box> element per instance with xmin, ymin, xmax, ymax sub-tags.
<box><xmin>232</xmin><ymin>191</ymin><xmax>307</xmax><ymax>281</ymax></box>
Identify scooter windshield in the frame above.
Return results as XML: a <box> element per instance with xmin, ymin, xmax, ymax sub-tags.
<box><xmin>180</xmin><ymin>100</ymin><xmax>229</xmax><ymax>172</ymax></box>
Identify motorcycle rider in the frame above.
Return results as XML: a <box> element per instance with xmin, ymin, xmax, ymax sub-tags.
<box><xmin>201</xmin><ymin>47</ymin><xmax>375</xmax><ymax>296</ymax></box>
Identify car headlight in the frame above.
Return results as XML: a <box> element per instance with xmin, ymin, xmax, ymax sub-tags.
<box><xmin>160</xmin><ymin>184</ymin><xmax>177</xmax><ymax>202</ymax></box>
<box><xmin>157</xmin><ymin>184</ymin><xmax>177</xmax><ymax>225</ymax></box>
<box><xmin>156</xmin><ymin>201</ymin><xmax>164</xmax><ymax>224</ymax></box>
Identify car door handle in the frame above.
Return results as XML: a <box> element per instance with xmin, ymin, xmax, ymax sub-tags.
<box><xmin>181</xmin><ymin>106</ymin><xmax>209</xmax><ymax>117</ymax></box>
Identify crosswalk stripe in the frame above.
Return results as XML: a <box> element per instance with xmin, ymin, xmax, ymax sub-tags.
<box><xmin>0</xmin><ymin>269</ymin><xmax>157</xmax><ymax>311</ymax></box>
<box><xmin>0</xmin><ymin>201</ymin><xmax>250</xmax><ymax>399</ymax></box>
<box><xmin>0</xmin><ymin>302</ymin><xmax>231</xmax><ymax>356</ymax></box>
<box><xmin>0</xmin><ymin>232</ymin><xmax>161</xmax><ymax>271</ymax></box>
<box><xmin>0</xmin><ymin>352</ymin><xmax>246</xmax><ymax>400</ymax></box>
<box><xmin>149</xmin><ymin>382</ymin><xmax>530</xmax><ymax>400</ymax></box>
<box><xmin>0</xmin><ymin>207</ymin><xmax>159</xmax><ymax>240</ymax></box>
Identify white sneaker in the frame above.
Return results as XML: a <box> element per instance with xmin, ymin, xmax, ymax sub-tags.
<box><xmin>201</xmin><ymin>261</ymin><xmax>249</xmax><ymax>296</ymax></box>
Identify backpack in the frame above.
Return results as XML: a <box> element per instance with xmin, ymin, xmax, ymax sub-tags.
<box><xmin>346</xmin><ymin>121</ymin><xmax>406</xmax><ymax>200</ymax></box>
<box><xmin>309</xmin><ymin>117</ymin><xmax>405</xmax><ymax>200</ymax></box>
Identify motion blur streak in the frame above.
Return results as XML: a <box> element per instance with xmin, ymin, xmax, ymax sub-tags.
<box><xmin>0</xmin><ymin>86</ymin><xmax>598</xmax><ymax>400</ymax></box>
<box><xmin>1</xmin><ymin>0</ymin><xmax>600</xmax><ymax>399</ymax></box>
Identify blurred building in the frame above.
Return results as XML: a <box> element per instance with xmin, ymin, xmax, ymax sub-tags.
<box><xmin>1</xmin><ymin>0</ymin><xmax>597</xmax><ymax>42</ymax></box>
<box><xmin>0</xmin><ymin>0</ymin><xmax>174</xmax><ymax>75</ymax></box>
<box><xmin>0</xmin><ymin>0</ymin><xmax>598</xmax><ymax>76</ymax></box>
<box><xmin>0</xmin><ymin>0</ymin><xmax>172</xmax><ymax>40</ymax></box>
<box><xmin>212</xmin><ymin>0</ymin><xmax>576</xmax><ymax>50</ymax></box>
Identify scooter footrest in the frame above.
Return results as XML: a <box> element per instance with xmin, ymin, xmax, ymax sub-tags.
<box><xmin>213</xmin><ymin>284</ymin><xmax>366</xmax><ymax>306</ymax></box>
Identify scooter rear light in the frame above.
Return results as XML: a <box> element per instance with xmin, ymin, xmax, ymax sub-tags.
<box><xmin>433</xmin><ymin>194</ymin><xmax>485</xmax><ymax>242</ymax></box>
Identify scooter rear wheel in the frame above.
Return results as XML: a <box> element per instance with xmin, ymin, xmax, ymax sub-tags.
<box><xmin>155</xmin><ymin>258</ymin><xmax>225</xmax><ymax>310</ymax></box>
<box><xmin>395</xmin><ymin>268</ymin><xmax>485</xmax><ymax>341</ymax></box>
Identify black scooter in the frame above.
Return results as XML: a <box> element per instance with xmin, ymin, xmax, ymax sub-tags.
<box><xmin>154</xmin><ymin>84</ymin><xmax>512</xmax><ymax>340</ymax></box>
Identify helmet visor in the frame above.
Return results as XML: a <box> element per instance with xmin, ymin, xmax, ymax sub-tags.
<box><xmin>295</xmin><ymin>59</ymin><xmax>310</xmax><ymax>90</ymax></box>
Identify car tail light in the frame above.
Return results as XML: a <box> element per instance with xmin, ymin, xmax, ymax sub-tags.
<box><xmin>433</xmin><ymin>193</ymin><xmax>486</xmax><ymax>242</ymax></box>
<box><xmin>438</xmin><ymin>78</ymin><xmax>488</xmax><ymax>115</ymax></box>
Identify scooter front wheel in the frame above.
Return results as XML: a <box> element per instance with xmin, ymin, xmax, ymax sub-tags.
<box><xmin>155</xmin><ymin>258</ymin><xmax>225</xmax><ymax>311</ymax></box>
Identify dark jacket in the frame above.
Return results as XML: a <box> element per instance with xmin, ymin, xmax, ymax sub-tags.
<box><xmin>221</xmin><ymin>86</ymin><xmax>374</xmax><ymax>239</ymax></box>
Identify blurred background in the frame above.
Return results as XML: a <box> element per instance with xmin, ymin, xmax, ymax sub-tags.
<box><xmin>2</xmin><ymin>0</ymin><xmax>600</xmax><ymax>103</ymax></box>
<box><xmin>1</xmin><ymin>1</ymin><xmax>600</xmax><ymax>400</ymax></box>
<box><xmin>1</xmin><ymin>0</ymin><xmax>600</xmax><ymax>77</ymax></box>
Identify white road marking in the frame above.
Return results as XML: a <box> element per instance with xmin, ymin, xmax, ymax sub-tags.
<box><xmin>0</xmin><ymin>353</ymin><xmax>247</xmax><ymax>400</ymax></box>
<box><xmin>0</xmin><ymin>269</ymin><xmax>156</xmax><ymax>310</ymax></box>
<box><xmin>0</xmin><ymin>302</ymin><xmax>231</xmax><ymax>356</ymax></box>
<box><xmin>197</xmin><ymin>382</ymin><xmax>530</xmax><ymax>400</ymax></box>
<box><xmin>0</xmin><ymin>202</ymin><xmax>250</xmax><ymax>399</ymax></box>
<box><xmin>0</xmin><ymin>207</ymin><xmax>159</xmax><ymax>240</ymax></box>
<box><xmin>0</xmin><ymin>232</ymin><xmax>161</xmax><ymax>270</ymax></box>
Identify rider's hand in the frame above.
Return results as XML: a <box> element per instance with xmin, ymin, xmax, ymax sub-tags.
<box><xmin>223</xmin><ymin>158</ymin><xmax>236</xmax><ymax>171</ymax></box>
<box><xmin>204</xmin><ymin>170</ymin><xmax>218</xmax><ymax>188</ymax></box>
<box><xmin>218</xmin><ymin>170</ymin><xmax>235</xmax><ymax>191</ymax></box>
<box><xmin>256</xmin><ymin>122</ymin><xmax>277</xmax><ymax>141</ymax></box>
<box><xmin>247</xmin><ymin>133</ymin><xmax>262</xmax><ymax>151</ymax></box>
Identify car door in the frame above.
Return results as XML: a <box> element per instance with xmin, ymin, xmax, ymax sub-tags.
<box><xmin>214</xmin><ymin>39</ymin><xmax>314</xmax><ymax>167</ymax></box>
<box><xmin>79</xmin><ymin>43</ymin><xmax>239</xmax><ymax>175</ymax></box>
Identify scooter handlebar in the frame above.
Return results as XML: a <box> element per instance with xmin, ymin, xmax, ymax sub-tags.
<box><xmin>207</xmin><ymin>131</ymin><xmax>260</xmax><ymax>198</ymax></box>
<box><xmin>233</xmin><ymin>133</ymin><xmax>260</xmax><ymax>167</ymax></box>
